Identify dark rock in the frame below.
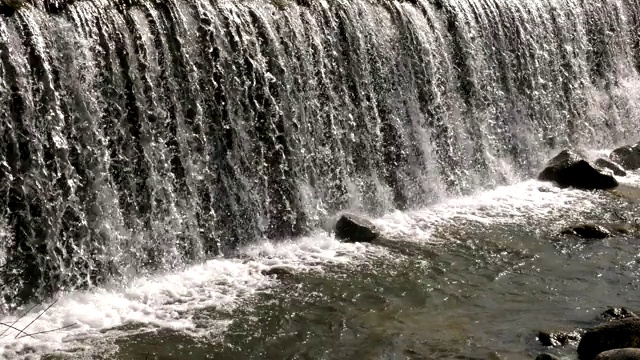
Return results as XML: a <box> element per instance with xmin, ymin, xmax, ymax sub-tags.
<box><xmin>610</xmin><ymin>145</ymin><xmax>640</xmax><ymax>171</ymax></box>
<box><xmin>261</xmin><ymin>267</ymin><xmax>294</xmax><ymax>279</ymax></box>
<box><xmin>594</xmin><ymin>348</ymin><xmax>640</xmax><ymax>360</ymax></box>
<box><xmin>334</xmin><ymin>214</ymin><xmax>380</xmax><ymax>243</ymax></box>
<box><xmin>538</xmin><ymin>330</ymin><xmax>582</xmax><ymax>347</ymax></box>
<box><xmin>577</xmin><ymin>318</ymin><xmax>640</xmax><ymax>360</ymax></box>
<box><xmin>595</xmin><ymin>158</ymin><xmax>627</xmax><ymax>176</ymax></box>
<box><xmin>598</xmin><ymin>308</ymin><xmax>639</xmax><ymax>322</ymax></box>
<box><xmin>538</xmin><ymin>150</ymin><xmax>618</xmax><ymax>190</ymax></box>
<box><xmin>536</xmin><ymin>354</ymin><xmax>561</xmax><ymax>360</ymax></box>
<box><xmin>560</xmin><ymin>224</ymin><xmax>612</xmax><ymax>239</ymax></box>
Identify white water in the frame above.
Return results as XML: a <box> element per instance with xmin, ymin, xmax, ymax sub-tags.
<box><xmin>2</xmin><ymin>166</ymin><xmax>638</xmax><ymax>358</ymax></box>
<box><xmin>0</xmin><ymin>232</ymin><xmax>390</xmax><ymax>358</ymax></box>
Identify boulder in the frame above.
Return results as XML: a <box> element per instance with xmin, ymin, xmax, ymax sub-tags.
<box><xmin>560</xmin><ymin>224</ymin><xmax>612</xmax><ymax>239</ymax></box>
<box><xmin>538</xmin><ymin>150</ymin><xmax>618</xmax><ymax>190</ymax></box>
<box><xmin>538</xmin><ymin>330</ymin><xmax>582</xmax><ymax>347</ymax></box>
<box><xmin>577</xmin><ymin>318</ymin><xmax>640</xmax><ymax>360</ymax></box>
<box><xmin>598</xmin><ymin>308</ymin><xmax>639</xmax><ymax>322</ymax></box>
<box><xmin>610</xmin><ymin>145</ymin><xmax>640</xmax><ymax>171</ymax></box>
<box><xmin>595</xmin><ymin>158</ymin><xmax>627</xmax><ymax>176</ymax></box>
<box><xmin>536</xmin><ymin>354</ymin><xmax>561</xmax><ymax>360</ymax></box>
<box><xmin>594</xmin><ymin>348</ymin><xmax>640</xmax><ymax>360</ymax></box>
<box><xmin>334</xmin><ymin>214</ymin><xmax>380</xmax><ymax>243</ymax></box>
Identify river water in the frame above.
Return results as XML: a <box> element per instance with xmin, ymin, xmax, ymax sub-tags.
<box><xmin>0</xmin><ymin>171</ymin><xmax>638</xmax><ymax>359</ymax></box>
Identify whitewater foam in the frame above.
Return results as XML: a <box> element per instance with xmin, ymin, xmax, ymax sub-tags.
<box><xmin>0</xmin><ymin>231</ymin><xmax>389</xmax><ymax>358</ymax></box>
<box><xmin>372</xmin><ymin>179</ymin><xmax>633</xmax><ymax>244</ymax></box>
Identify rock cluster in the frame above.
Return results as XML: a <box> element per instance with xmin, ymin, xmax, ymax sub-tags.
<box><xmin>535</xmin><ymin>308</ymin><xmax>640</xmax><ymax>360</ymax></box>
<box><xmin>538</xmin><ymin>142</ymin><xmax>640</xmax><ymax>191</ymax></box>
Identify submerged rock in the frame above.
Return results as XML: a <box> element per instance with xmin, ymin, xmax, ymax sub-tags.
<box><xmin>594</xmin><ymin>348</ymin><xmax>640</xmax><ymax>360</ymax></box>
<box><xmin>261</xmin><ymin>267</ymin><xmax>294</xmax><ymax>279</ymax></box>
<box><xmin>560</xmin><ymin>224</ymin><xmax>612</xmax><ymax>239</ymax></box>
<box><xmin>610</xmin><ymin>145</ymin><xmax>640</xmax><ymax>171</ymax></box>
<box><xmin>595</xmin><ymin>158</ymin><xmax>627</xmax><ymax>176</ymax></box>
<box><xmin>538</xmin><ymin>330</ymin><xmax>582</xmax><ymax>347</ymax></box>
<box><xmin>334</xmin><ymin>214</ymin><xmax>380</xmax><ymax>243</ymax></box>
<box><xmin>598</xmin><ymin>308</ymin><xmax>639</xmax><ymax>322</ymax></box>
<box><xmin>577</xmin><ymin>318</ymin><xmax>640</xmax><ymax>360</ymax></box>
<box><xmin>536</xmin><ymin>354</ymin><xmax>561</xmax><ymax>360</ymax></box>
<box><xmin>538</xmin><ymin>150</ymin><xmax>618</xmax><ymax>190</ymax></box>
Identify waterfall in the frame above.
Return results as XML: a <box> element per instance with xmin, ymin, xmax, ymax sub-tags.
<box><xmin>1</xmin><ymin>0</ymin><xmax>639</xmax><ymax>306</ymax></box>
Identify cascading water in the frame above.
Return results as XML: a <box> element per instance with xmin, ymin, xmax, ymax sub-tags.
<box><xmin>1</xmin><ymin>0</ymin><xmax>640</xmax><ymax>308</ymax></box>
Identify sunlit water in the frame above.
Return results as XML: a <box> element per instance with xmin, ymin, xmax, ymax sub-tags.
<box><xmin>1</xmin><ymin>173</ymin><xmax>639</xmax><ymax>359</ymax></box>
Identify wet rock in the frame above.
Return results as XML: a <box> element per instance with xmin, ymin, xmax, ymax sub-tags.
<box><xmin>594</xmin><ymin>348</ymin><xmax>640</xmax><ymax>360</ymax></box>
<box><xmin>536</xmin><ymin>354</ymin><xmax>561</xmax><ymax>360</ymax></box>
<box><xmin>598</xmin><ymin>308</ymin><xmax>639</xmax><ymax>322</ymax></box>
<box><xmin>595</xmin><ymin>158</ymin><xmax>627</xmax><ymax>176</ymax></box>
<box><xmin>610</xmin><ymin>145</ymin><xmax>640</xmax><ymax>171</ymax></box>
<box><xmin>577</xmin><ymin>318</ymin><xmax>640</xmax><ymax>360</ymax></box>
<box><xmin>538</xmin><ymin>150</ymin><xmax>618</xmax><ymax>190</ymax></box>
<box><xmin>560</xmin><ymin>224</ymin><xmax>612</xmax><ymax>239</ymax></box>
<box><xmin>261</xmin><ymin>267</ymin><xmax>294</xmax><ymax>279</ymax></box>
<box><xmin>538</xmin><ymin>330</ymin><xmax>582</xmax><ymax>347</ymax></box>
<box><xmin>334</xmin><ymin>214</ymin><xmax>380</xmax><ymax>243</ymax></box>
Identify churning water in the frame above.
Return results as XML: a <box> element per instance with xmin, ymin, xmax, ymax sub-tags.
<box><xmin>1</xmin><ymin>0</ymin><xmax>640</xmax><ymax>358</ymax></box>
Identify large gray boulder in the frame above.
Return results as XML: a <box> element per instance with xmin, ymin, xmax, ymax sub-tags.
<box><xmin>610</xmin><ymin>145</ymin><xmax>640</xmax><ymax>171</ymax></box>
<box><xmin>577</xmin><ymin>318</ymin><xmax>640</xmax><ymax>360</ymax></box>
<box><xmin>594</xmin><ymin>348</ymin><xmax>640</xmax><ymax>360</ymax></box>
<box><xmin>334</xmin><ymin>214</ymin><xmax>380</xmax><ymax>243</ymax></box>
<box><xmin>538</xmin><ymin>150</ymin><xmax>618</xmax><ymax>190</ymax></box>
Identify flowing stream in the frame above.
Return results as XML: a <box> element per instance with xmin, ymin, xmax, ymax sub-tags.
<box><xmin>1</xmin><ymin>0</ymin><xmax>640</xmax><ymax>358</ymax></box>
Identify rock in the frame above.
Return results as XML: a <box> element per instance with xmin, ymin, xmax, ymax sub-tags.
<box><xmin>595</xmin><ymin>158</ymin><xmax>628</xmax><ymax>176</ymax></box>
<box><xmin>594</xmin><ymin>348</ymin><xmax>640</xmax><ymax>360</ymax></box>
<box><xmin>610</xmin><ymin>145</ymin><xmax>640</xmax><ymax>171</ymax></box>
<box><xmin>334</xmin><ymin>214</ymin><xmax>380</xmax><ymax>243</ymax></box>
<box><xmin>261</xmin><ymin>267</ymin><xmax>294</xmax><ymax>279</ymax></box>
<box><xmin>538</xmin><ymin>150</ymin><xmax>618</xmax><ymax>190</ymax></box>
<box><xmin>598</xmin><ymin>308</ymin><xmax>639</xmax><ymax>322</ymax></box>
<box><xmin>536</xmin><ymin>354</ymin><xmax>561</xmax><ymax>360</ymax></box>
<box><xmin>538</xmin><ymin>330</ymin><xmax>582</xmax><ymax>346</ymax></box>
<box><xmin>577</xmin><ymin>318</ymin><xmax>640</xmax><ymax>360</ymax></box>
<box><xmin>560</xmin><ymin>224</ymin><xmax>612</xmax><ymax>239</ymax></box>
